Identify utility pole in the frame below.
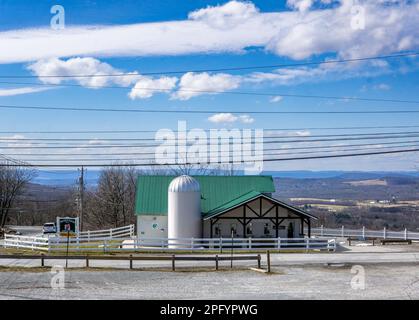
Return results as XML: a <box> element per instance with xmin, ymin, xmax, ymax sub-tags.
<box><xmin>78</xmin><ymin>166</ymin><xmax>85</xmax><ymax>232</ymax></box>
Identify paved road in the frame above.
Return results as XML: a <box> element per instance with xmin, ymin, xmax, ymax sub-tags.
<box><xmin>5</xmin><ymin>226</ymin><xmax>43</xmax><ymax>236</ymax></box>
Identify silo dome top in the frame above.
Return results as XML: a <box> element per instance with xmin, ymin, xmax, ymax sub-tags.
<box><xmin>168</xmin><ymin>175</ymin><xmax>200</xmax><ymax>192</ymax></box>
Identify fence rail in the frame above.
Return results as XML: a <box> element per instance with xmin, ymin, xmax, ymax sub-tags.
<box><xmin>3</xmin><ymin>235</ymin><xmax>335</xmax><ymax>253</ymax></box>
<box><xmin>0</xmin><ymin>254</ymin><xmax>263</xmax><ymax>271</ymax></box>
<box><xmin>312</xmin><ymin>226</ymin><xmax>419</xmax><ymax>241</ymax></box>
<box><xmin>78</xmin><ymin>224</ymin><xmax>135</xmax><ymax>240</ymax></box>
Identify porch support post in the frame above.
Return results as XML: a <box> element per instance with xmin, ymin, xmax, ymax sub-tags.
<box><xmin>275</xmin><ymin>205</ymin><xmax>279</xmax><ymax>238</ymax></box>
<box><xmin>243</xmin><ymin>205</ymin><xmax>246</xmax><ymax>238</ymax></box>
<box><xmin>300</xmin><ymin>217</ymin><xmax>304</xmax><ymax>236</ymax></box>
<box><xmin>308</xmin><ymin>219</ymin><xmax>311</xmax><ymax>238</ymax></box>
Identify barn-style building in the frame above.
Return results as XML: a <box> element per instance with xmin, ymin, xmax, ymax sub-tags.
<box><xmin>135</xmin><ymin>175</ymin><xmax>316</xmax><ymax>239</ymax></box>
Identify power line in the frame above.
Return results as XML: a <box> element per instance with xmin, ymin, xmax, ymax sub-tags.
<box><xmin>2</xmin><ymin>104</ymin><xmax>419</xmax><ymax>114</ymax></box>
<box><xmin>1</xmin><ymin>147</ymin><xmax>418</xmax><ymax>167</ymax></box>
<box><xmin>2</xmin><ymin>130</ymin><xmax>419</xmax><ymax>142</ymax></box>
<box><xmin>1</xmin><ymin>52</ymin><xmax>417</xmax><ymax>78</ymax></box>
<box><xmin>4</xmin><ymin>139</ymin><xmax>419</xmax><ymax>157</ymax></box>
<box><xmin>2</xmin><ymin>80</ymin><xmax>419</xmax><ymax>105</ymax></box>
<box><xmin>3</xmin><ymin>133</ymin><xmax>419</xmax><ymax>149</ymax></box>
<box><xmin>1</xmin><ymin>125</ymin><xmax>419</xmax><ymax>135</ymax></box>
<box><xmin>10</xmin><ymin>143</ymin><xmax>419</xmax><ymax>162</ymax></box>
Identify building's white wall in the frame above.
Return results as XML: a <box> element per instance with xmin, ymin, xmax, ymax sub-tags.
<box><xmin>137</xmin><ymin>215</ymin><xmax>168</xmax><ymax>238</ymax></box>
<box><xmin>138</xmin><ymin>197</ymin><xmax>308</xmax><ymax>239</ymax></box>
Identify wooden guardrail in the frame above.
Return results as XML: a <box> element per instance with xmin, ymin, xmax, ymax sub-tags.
<box><xmin>0</xmin><ymin>254</ymin><xmax>262</xmax><ymax>271</ymax></box>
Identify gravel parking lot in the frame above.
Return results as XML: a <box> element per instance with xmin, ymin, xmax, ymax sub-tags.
<box><xmin>1</xmin><ymin>263</ymin><xmax>419</xmax><ymax>300</ymax></box>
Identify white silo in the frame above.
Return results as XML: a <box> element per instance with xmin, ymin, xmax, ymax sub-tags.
<box><xmin>168</xmin><ymin>175</ymin><xmax>201</xmax><ymax>248</ymax></box>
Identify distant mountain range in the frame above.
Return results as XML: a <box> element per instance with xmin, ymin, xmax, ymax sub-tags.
<box><xmin>32</xmin><ymin>170</ymin><xmax>419</xmax><ymax>186</ymax></box>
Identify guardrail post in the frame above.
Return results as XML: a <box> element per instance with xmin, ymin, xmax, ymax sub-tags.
<box><xmin>341</xmin><ymin>225</ymin><xmax>344</xmax><ymax>237</ymax></box>
<box><xmin>110</xmin><ymin>229</ymin><xmax>113</xmax><ymax>239</ymax></box>
<box><xmin>266</xmin><ymin>250</ymin><xmax>271</xmax><ymax>273</ymax></box>
<box><xmin>219</xmin><ymin>237</ymin><xmax>222</xmax><ymax>253</ymax></box>
<box><xmin>86</xmin><ymin>256</ymin><xmax>89</xmax><ymax>268</ymax></box>
<box><xmin>215</xmin><ymin>254</ymin><xmax>219</xmax><ymax>271</ymax></box>
<box><xmin>277</xmin><ymin>237</ymin><xmax>281</xmax><ymax>249</ymax></box>
<box><xmin>305</xmin><ymin>238</ymin><xmax>309</xmax><ymax>252</ymax></box>
<box><xmin>362</xmin><ymin>226</ymin><xmax>365</xmax><ymax>239</ymax></box>
<box><xmin>172</xmin><ymin>254</ymin><xmax>175</xmax><ymax>271</ymax></box>
<box><xmin>321</xmin><ymin>225</ymin><xmax>324</xmax><ymax>236</ymax></box>
<box><xmin>383</xmin><ymin>227</ymin><xmax>387</xmax><ymax>239</ymax></box>
<box><xmin>129</xmin><ymin>254</ymin><xmax>133</xmax><ymax>270</ymax></box>
<box><xmin>405</xmin><ymin>228</ymin><xmax>408</xmax><ymax>240</ymax></box>
<box><xmin>248</xmin><ymin>237</ymin><xmax>252</xmax><ymax>249</ymax></box>
<box><xmin>191</xmin><ymin>238</ymin><xmax>194</xmax><ymax>253</ymax></box>
<box><xmin>87</xmin><ymin>230</ymin><xmax>90</xmax><ymax>242</ymax></box>
<box><xmin>41</xmin><ymin>254</ymin><xmax>44</xmax><ymax>267</ymax></box>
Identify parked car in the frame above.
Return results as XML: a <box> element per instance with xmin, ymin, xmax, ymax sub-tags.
<box><xmin>43</xmin><ymin>222</ymin><xmax>57</xmax><ymax>234</ymax></box>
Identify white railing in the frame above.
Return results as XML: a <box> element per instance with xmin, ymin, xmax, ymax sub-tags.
<box><xmin>3</xmin><ymin>234</ymin><xmax>50</xmax><ymax>251</ymax></box>
<box><xmin>3</xmin><ymin>235</ymin><xmax>335</xmax><ymax>252</ymax></box>
<box><xmin>78</xmin><ymin>224</ymin><xmax>135</xmax><ymax>240</ymax></box>
<box><xmin>313</xmin><ymin>225</ymin><xmax>419</xmax><ymax>241</ymax></box>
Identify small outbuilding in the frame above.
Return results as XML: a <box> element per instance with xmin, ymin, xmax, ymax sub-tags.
<box><xmin>135</xmin><ymin>175</ymin><xmax>317</xmax><ymax>239</ymax></box>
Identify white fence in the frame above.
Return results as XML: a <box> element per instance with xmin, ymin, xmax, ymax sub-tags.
<box><xmin>3</xmin><ymin>234</ymin><xmax>49</xmax><ymax>251</ymax></box>
<box><xmin>78</xmin><ymin>224</ymin><xmax>135</xmax><ymax>240</ymax></box>
<box><xmin>312</xmin><ymin>226</ymin><xmax>419</xmax><ymax>241</ymax></box>
<box><xmin>3</xmin><ymin>235</ymin><xmax>336</xmax><ymax>252</ymax></box>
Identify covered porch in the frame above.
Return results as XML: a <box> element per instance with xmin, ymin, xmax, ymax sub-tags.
<box><xmin>202</xmin><ymin>191</ymin><xmax>317</xmax><ymax>239</ymax></box>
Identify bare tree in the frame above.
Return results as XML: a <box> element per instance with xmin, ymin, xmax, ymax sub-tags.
<box><xmin>85</xmin><ymin>166</ymin><xmax>138</xmax><ymax>229</ymax></box>
<box><xmin>0</xmin><ymin>161</ymin><xmax>35</xmax><ymax>228</ymax></box>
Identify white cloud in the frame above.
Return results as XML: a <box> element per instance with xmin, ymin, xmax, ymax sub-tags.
<box><xmin>172</xmin><ymin>72</ymin><xmax>241</xmax><ymax>100</ymax></box>
<box><xmin>239</xmin><ymin>115</ymin><xmax>255</xmax><ymax>124</ymax></box>
<box><xmin>0</xmin><ymin>1</ymin><xmax>416</xmax><ymax>64</ymax></box>
<box><xmin>208</xmin><ymin>113</ymin><xmax>238</xmax><ymax>123</ymax></box>
<box><xmin>286</xmin><ymin>0</ymin><xmax>314</xmax><ymax>12</ymax></box>
<box><xmin>374</xmin><ymin>83</ymin><xmax>391</xmax><ymax>90</ymax></box>
<box><xmin>208</xmin><ymin>112</ymin><xmax>254</xmax><ymax>124</ymax></box>
<box><xmin>28</xmin><ymin>57</ymin><xmax>138</xmax><ymax>87</ymax></box>
<box><xmin>269</xmin><ymin>96</ymin><xmax>283</xmax><ymax>103</ymax></box>
<box><xmin>129</xmin><ymin>76</ymin><xmax>178</xmax><ymax>99</ymax></box>
<box><xmin>0</xmin><ymin>86</ymin><xmax>53</xmax><ymax>96</ymax></box>
<box><xmin>189</xmin><ymin>0</ymin><xmax>259</xmax><ymax>29</ymax></box>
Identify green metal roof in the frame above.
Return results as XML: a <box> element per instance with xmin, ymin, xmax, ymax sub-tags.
<box><xmin>135</xmin><ymin>175</ymin><xmax>275</xmax><ymax>216</ymax></box>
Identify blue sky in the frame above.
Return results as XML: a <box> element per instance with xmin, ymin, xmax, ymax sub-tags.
<box><xmin>0</xmin><ymin>0</ymin><xmax>418</xmax><ymax>171</ymax></box>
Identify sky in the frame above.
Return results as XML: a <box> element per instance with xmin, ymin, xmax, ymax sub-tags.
<box><xmin>0</xmin><ymin>0</ymin><xmax>419</xmax><ymax>172</ymax></box>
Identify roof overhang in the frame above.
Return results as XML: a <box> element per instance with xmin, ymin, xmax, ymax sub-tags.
<box><xmin>203</xmin><ymin>193</ymin><xmax>317</xmax><ymax>221</ymax></box>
